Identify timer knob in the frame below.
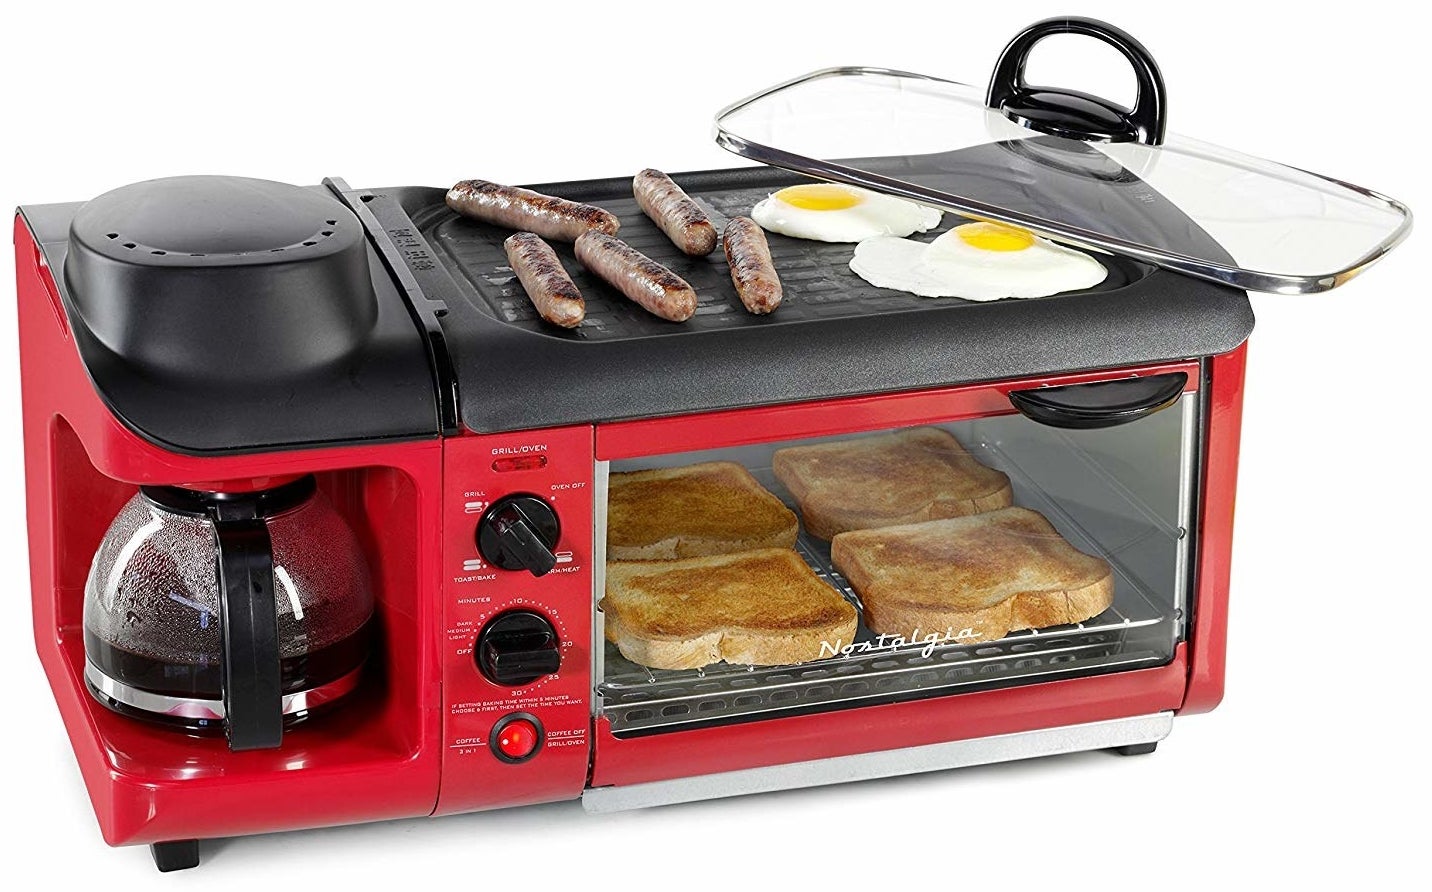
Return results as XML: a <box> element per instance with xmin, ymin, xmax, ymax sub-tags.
<box><xmin>477</xmin><ymin>495</ymin><xmax>561</xmax><ymax>577</ymax></box>
<box><xmin>477</xmin><ymin>610</ymin><xmax>561</xmax><ymax>686</ymax></box>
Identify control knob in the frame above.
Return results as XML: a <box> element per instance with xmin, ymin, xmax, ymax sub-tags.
<box><xmin>477</xmin><ymin>495</ymin><xmax>560</xmax><ymax>577</ymax></box>
<box><xmin>476</xmin><ymin>610</ymin><xmax>561</xmax><ymax>686</ymax></box>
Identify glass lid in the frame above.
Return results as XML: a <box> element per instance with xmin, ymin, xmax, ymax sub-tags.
<box><xmin>713</xmin><ymin>18</ymin><xmax>1411</xmax><ymax>294</ymax></box>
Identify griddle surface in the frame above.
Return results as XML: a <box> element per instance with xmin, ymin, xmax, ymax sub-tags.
<box><xmin>414</xmin><ymin>171</ymin><xmax>1146</xmax><ymax>340</ymax></box>
<box><xmin>371</xmin><ymin>167</ymin><xmax>1252</xmax><ymax>435</ymax></box>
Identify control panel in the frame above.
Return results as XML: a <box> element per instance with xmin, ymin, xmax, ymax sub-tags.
<box><xmin>436</xmin><ymin>425</ymin><xmax>594</xmax><ymax>815</ymax></box>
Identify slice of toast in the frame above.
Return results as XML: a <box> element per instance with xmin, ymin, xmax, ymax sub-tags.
<box><xmin>831</xmin><ymin>507</ymin><xmax>1114</xmax><ymax>643</ymax></box>
<box><xmin>606</xmin><ymin>461</ymin><xmax>798</xmax><ymax>560</ymax></box>
<box><xmin>602</xmin><ymin>548</ymin><xmax>858</xmax><ymax>670</ymax></box>
<box><xmin>772</xmin><ymin>427</ymin><xmax>1012</xmax><ymax>540</ymax></box>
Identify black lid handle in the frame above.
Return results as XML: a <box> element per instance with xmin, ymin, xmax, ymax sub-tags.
<box><xmin>986</xmin><ymin>17</ymin><xmax>1167</xmax><ymax>146</ymax></box>
<box><xmin>213</xmin><ymin>515</ymin><xmax>284</xmax><ymax>751</ymax></box>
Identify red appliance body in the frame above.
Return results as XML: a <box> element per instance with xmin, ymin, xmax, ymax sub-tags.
<box><xmin>15</xmin><ymin>173</ymin><xmax>1246</xmax><ymax>860</ymax></box>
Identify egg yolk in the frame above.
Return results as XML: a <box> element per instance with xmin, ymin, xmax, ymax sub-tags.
<box><xmin>955</xmin><ymin>221</ymin><xmax>1036</xmax><ymax>252</ymax></box>
<box><xmin>773</xmin><ymin>184</ymin><xmax>864</xmax><ymax>211</ymax></box>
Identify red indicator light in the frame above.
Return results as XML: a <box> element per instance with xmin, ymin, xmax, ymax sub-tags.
<box><xmin>492</xmin><ymin>455</ymin><xmax>548</xmax><ymax>473</ymax></box>
<box><xmin>494</xmin><ymin>718</ymin><xmax>540</xmax><ymax>761</ymax></box>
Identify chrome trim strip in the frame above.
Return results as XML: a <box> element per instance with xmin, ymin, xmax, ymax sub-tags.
<box><xmin>582</xmin><ymin>711</ymin><xmax>1173</xmax><ymax>813</ymax></box>
<box><xmin>591</xmin><ymin>460</ymin><xmax>610</xmax><ymax>716</ymax></box>
<box><xmin>84</xmin><ymin>661</ymin><xmax>362</xmax><ymax>721</ymax></box>
<box><xmin>1174</xmin><ymin>395</ymin><xmax>1198</xmax><ymax>637</ymax></box>
<box><xmin>713</xmin><ymin>67</ymin><xmax>1413</xmax><ymax>295</ymax></box>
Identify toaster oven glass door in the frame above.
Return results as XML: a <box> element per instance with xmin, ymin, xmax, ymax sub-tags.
<box><xmin>594</xmin><ymin>375</ymin><xmax>1198</xmax><ymax>736</ymax></box>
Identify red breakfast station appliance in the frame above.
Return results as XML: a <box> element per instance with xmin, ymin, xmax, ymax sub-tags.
<box><xmin>16</xmin><ymin>18</ymin><xmax>1410</xmax><ymax>871</ymax></box>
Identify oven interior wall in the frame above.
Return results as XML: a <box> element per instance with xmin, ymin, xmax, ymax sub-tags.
<box><xmin>597</xmin><ymin>398</ymin><xmax>1193</xmax><ymax>736</ymax></box>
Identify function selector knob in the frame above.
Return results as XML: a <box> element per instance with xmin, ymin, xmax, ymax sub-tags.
<box><xmin>477</xmin><ymin>610</ymin><xmax>561</xmax><ymax>686</ymax></box>
<box><xmin>477</xmin><ymin>495</ymin><xmax>561</xmax><ymax>577</ymax></box>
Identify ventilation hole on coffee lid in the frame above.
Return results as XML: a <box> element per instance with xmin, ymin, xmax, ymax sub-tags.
<box><xmin>326</xmin><ymin>219</ymin><xmax>338</xmax><ymax>225</ymax></box>
<box><xmin>359</xmin><ymin>195</ymin><xmax>374</xmax><ymax>203</ymax></box>
<box><xmin>434</xmin><ymin>309</ymin><xmax>448</xmax><ymax>318</ymax></box>
<box><xmin>321</xmin><ymin>231</ymin><xmax>333</xmax><ymax>237</ymax></box>
<box><xmin>270</xmin><ymin>248</ymin><xmax>284</xmax><ymax>253</ymax></box>
<box><xmin>189</xmin><ymin>253</ymin><xmax>204</xmax><ymax>257</ymax></box>
<box><xmin>122</xmin><ymin>243</ymin><xmax>136</xmax><ymax>249</ymax></box>
<box><xmin>151</xmin><ymin>250</ymin><xmax>166</xmax><ymax>255</ymax></box>
<box><xmin>105</xmin><ymin>232</ymin><xmax>118</xmax><ymax>239</ymax></box>
<box><xmin>302</xmin><ymin>241</ymin><xmax>316</xmax><ymax>247</ymax></box>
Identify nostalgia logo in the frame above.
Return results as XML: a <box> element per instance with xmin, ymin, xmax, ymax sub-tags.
<box><xmin>820</xmin><ymin>626</ymin><xmax>982</xmax><ymax>660</ymax></box>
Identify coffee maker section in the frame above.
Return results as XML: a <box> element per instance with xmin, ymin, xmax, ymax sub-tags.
<box><xmin>15</xmin><ymin>187</ymin><xmax>449</xmax><ymax>865</ymax></box>
<box><xmin>83</xmin><ymin>475</ymin><xmax>374</xmax><ymax>747</ymax></box>
<box><xmin>36</xmin><ymin>418</ymin><xmax>444</xmax><ymax>848</ymax></box>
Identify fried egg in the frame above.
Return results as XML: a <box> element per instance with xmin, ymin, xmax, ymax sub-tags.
<box><xmin>751</xmin><ymin>184</ymin><xmax>942</xmax><ymax>242</ymax></box>
<box><xmin>850</xmin><ymin>221</ymin><xmax>1107</xmax><ymax>300</ymax></box>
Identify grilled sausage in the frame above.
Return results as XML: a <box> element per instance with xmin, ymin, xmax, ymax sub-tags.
<box><xmin>447</xmin><ymin>179</ymin><xmax>619</xmax><ymax>241</ymax></box>
<box><xmin>504</xmin><ymin>232</ymin><xmax>585</xmax><ymax>328</ymax></box>
<box><xmin>633</xmin><ymin>168</ymin><xmax>717</xmax><ymax>256</ymax></box>
<box><xmin>723</xmin><ymin>217</ymin><xmax>782</xmax><ymax>314</ymax></box>
<box><xmin>574</xmin><ymin>231</ymin><xmax>697</xmax><ymax>322</ymax></box>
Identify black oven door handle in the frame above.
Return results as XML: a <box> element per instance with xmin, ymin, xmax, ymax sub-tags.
<box><xmin>1008</xmin><ymin>372</ymin><xmax>1187</xmax><ymax>429</ymax></box>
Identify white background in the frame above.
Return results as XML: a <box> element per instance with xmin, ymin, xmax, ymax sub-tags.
<box><xmin>1</xmin><ymin>1</ymin><xmax>1426</xmax><ymax>887</ymax></box>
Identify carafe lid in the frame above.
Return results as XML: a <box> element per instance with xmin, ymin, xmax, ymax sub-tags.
<box><xmin>713</xmin><ymin>17</ymin><xmax>1411</xmax><ymax>294</ymax></box>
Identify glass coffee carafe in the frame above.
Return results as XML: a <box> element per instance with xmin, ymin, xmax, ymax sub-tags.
<box><xmin>82</xmin><ymin>476</ymin><xmax>372</xmax><ymax>750</ymax></box>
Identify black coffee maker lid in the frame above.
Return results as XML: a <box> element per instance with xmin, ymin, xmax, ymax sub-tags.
<box><xmin>74</xmin><ymin>176</ymin><xmax>354</xmax><ymax>261</ymax></box>
<box><xmin>64</xmin><ymin>175</ymin><xmax>378</xmax><ymax>380</ymax></box>
<box><xmin>48</xmin><ymin>175</ymin><xmax>441</xmax><ymax>454</ymax></box>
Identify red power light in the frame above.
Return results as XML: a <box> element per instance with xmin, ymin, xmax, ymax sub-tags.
<box><xmin>491</xmin><ymin>455</ymin><xmax>548</xmax><ymax>473</ymax></box>
<box><xmin>495</xmin><ymin>718</ymin><xmax>540</xmax><ymax>761</ymax></box>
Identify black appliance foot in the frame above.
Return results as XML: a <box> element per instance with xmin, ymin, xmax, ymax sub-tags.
<box><xmin>1112</xmin><ymin>741</ymin><xmax>1158</xmax><ymax>757</ymax></box>
<box><xmin>151</xmin><ymin>840</ymin><xmax>201</xmax><ymax>872</ymax></box>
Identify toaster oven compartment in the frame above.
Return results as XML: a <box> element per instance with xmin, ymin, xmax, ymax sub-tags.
<box><xmin>598</xmin><ymin>396</ymin><xmax>1195</xmax><ymax>736</ymax></box>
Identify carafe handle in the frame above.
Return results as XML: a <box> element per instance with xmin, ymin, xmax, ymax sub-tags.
<box><xmin>213</xmin><ymin>516</ymin><xmax>284</xmax><ymax>750</ymax></box>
